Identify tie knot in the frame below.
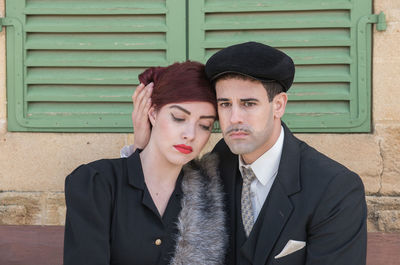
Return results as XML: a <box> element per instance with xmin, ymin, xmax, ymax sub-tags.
<box><xmin>241</xmin><ymin>166</ymin><xmax>256</xmax><ymax>184</ymax></box>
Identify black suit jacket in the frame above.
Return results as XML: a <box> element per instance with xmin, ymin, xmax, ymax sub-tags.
<box><xmin>213</xmin><ymin>123</ymin><xmax>367</xmax><ymax>265</ymax></box>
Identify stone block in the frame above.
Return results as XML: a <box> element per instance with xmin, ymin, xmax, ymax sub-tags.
<box><xmin>376</xmin><ymin>210</ymin><xmax>400</xmax><ymax>232</ymax></box>
<box><xmin>0</xmin><ymin>205</ymin><xmax>27</xmax><ymax>225</ymax></box>
<box><xmin>366</xmin><ymin>196</ymin><xmax>400</xmax><ymax>232</ymax></box>
<box><xmin>373</xmin><ymin>0</ymin><xmax>400</xmax><ymax>122</ymax></box>
<box><xmin>0</xmin><ymin>133</ymin><xmax>127</xmax><ymax>191</ymax></box>
<box><xmin>375</xmin><ymin>124</ymin><xmax>400</xmax><ymax>195</ymax></box>
<box><xmin>0</xmin><ymin>0</ymin><xmax>4</xmax><ymax>17</ymax></box>
<box><xmin>45</xmin><ymin>192</ymin><xmax>66</xmax><ymax>225</ymax></box>
<box><xmin>0</xmin><ymin>192</ymin><xmax>42</xmax><ymax>225</ymax></box>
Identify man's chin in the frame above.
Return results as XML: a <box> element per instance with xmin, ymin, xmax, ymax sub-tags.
<box><xmin>226</xmin><ymin>142</ymin><xmax>254</xmax><ymax>155</ymax></box>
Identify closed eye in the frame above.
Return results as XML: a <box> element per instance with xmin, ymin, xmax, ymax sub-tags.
<box><xmin>171</xmin><ymin>113</ymin><xmax>185</xmax><ymax>122</ymax></box>
<box><xmin>200</xmin><ymin>124</ymin><xmax>212</xmax><ymax>131</ymax></box>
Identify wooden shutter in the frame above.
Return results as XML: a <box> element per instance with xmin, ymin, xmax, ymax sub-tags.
<box><xmin>188</xmin><ymin>0</ymin><xmax>378</xmax><ymax>132</ymax></box>
<box><xmin>5</xmin><ymin>0</ymin><xmax>186</xmax><ymax>132</ymax></box>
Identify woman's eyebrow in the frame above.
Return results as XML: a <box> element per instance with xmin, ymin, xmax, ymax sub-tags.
<box><xmin>169</xmin><ymin>105</ymin><xmax>190</xmax><ymax>115</ymax></box>
<box><xmin>169</xmin><ymin>105</ymin><xmax>216</xmax><ymax>120</ymax></box>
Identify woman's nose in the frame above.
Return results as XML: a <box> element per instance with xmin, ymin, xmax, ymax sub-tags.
<box><xmin>182</xmin><ymin>124</ymin><xmax>196</xmax><ymax>141</ymax></box>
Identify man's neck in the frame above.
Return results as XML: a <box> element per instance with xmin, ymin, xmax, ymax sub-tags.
<box><xmin>241</xmin><ymin>123</ymin><xmax>282</xmax><ymax>164</ymax></box>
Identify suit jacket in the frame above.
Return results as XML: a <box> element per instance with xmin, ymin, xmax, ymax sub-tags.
<box><xmin>213</xmin><ymin>123</ymin><xmax>367</xmax><ymax>265</ymax></box>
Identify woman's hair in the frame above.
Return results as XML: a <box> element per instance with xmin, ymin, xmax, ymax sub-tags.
<box><xmin>138</xmin><ymin>61</ymin><xmax>217</xmax><ymax>111</ymax></box>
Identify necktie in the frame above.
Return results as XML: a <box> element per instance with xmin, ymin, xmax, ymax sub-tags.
<box><xmin>241</xmin><ymin>166</ymin><xmax>256</xmax><ymax>237</ymax></box>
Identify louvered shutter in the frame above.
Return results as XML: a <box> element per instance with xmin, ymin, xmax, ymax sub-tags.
<box><xmin>188</xmin><ymin>0</ymin><xmax>375</xmax><ymax>132</ymax></box>
<box><xmin>5</xmin><ymin>0</ymin><xmax>186</xmax><ymax>132</ymax></box>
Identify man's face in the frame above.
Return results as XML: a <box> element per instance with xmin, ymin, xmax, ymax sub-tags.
<box><xmin>215</xmin><ymin>78</ymin><xmax>286</xmax><ymax>163</ymax></box>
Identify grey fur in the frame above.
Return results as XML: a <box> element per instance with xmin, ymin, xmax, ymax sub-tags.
<box><xmin>170</xmin><ymin>152</ymin><xmax>228</xmax><ymax>265</ymax></box>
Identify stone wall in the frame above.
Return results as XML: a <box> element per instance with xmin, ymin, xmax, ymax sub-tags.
<box><xmin>0</xmin><ymin>0</ymin><xmax>399</xmax><ymax>232</ymax></box>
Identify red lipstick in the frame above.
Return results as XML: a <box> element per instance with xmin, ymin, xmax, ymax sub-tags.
<box><xmin>174</xmin><ymin>144</ymin><xmax>193</xmax><ymax>154</ymax></box>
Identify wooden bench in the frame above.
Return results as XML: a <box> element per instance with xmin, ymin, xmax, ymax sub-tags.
<box><xmin>0</xmin><ymin>226</ymin><xmax>399</xmax><ymax>265</ymax></box>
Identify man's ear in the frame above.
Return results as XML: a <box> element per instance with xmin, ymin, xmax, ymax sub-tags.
<box><xmin>273</xmin><ymin>92</ymin><xmax>288</xmax><ymax>119</ymax></box>
<box><xmin>148</xmin><ymin>106</ymin><xmax>157</xmax><ymax>127</ymax></box>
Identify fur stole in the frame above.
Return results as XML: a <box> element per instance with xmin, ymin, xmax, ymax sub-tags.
<box><xmin>170</xmin><ymin>152</ymin><xmax>228</xmax><ymax>265</ymax></box>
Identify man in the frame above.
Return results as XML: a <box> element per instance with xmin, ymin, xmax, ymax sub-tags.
<box><xmin>128</xmin><ymin>42</ymin><xmax>367</xmax><ymax>265</ymax></box>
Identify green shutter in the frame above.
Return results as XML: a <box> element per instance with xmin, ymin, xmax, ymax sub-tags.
<box><xmin>5</xmin><ymin>0</ymin><xmax>186</xmax><ymax>132</ymax></box>
<box><xmin>188</xmin><ymin>0</ymin><xmax>383</xmax><ymax>132</ymax></box>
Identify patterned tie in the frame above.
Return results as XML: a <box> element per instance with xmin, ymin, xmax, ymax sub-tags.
<box><xmin>241</xmin><ymin>166</ymin><xmax>256</xmax><ymax>237</ymax></box>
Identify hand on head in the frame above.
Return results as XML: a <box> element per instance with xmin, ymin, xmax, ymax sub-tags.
<box><xmin>132</xmin><ymin>82</ymin><xmax>153</xmax><ymax>150</ymax></box>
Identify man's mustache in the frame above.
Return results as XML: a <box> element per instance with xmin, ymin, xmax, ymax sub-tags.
<box><xmin>225</xmin><ymin>125</ymin><xmax>252</xmax><ymax>135</ymax></box>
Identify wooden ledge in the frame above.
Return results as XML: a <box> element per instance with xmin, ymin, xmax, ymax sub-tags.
<box><xmin>0</xmin><ymin>226</ymin><xmax>399</xmax><ymax>265</ymax></box>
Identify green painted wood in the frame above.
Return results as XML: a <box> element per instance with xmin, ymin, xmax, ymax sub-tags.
<box><xmin>5</xmin><ymin>0</ymin><xmax>383</xmax><ymax>132</ymax></box>
<box><xmin>188</xmin><ymin>0</ymin><xmax>376</xmax><ymax>132</ymax></box>
<box><xmin>26</xmin><ymin>33</ymin><xmax>167</xmax><ymax>50</ymax></box>
<box><xmin>6</xmin><ymin>0</ymin><xmax>186</xmax><ymax>132</ymax></box>
<box><xmin>203</xmin><ymin>0</ymin><xmax>352</xmax><ymax>12</ymax></box>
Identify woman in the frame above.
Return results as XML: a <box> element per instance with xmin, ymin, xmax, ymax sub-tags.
<box><xmin>64</xmin><ymin>61</ymin><xmax>227</xmax><ymax>265</ymax></box>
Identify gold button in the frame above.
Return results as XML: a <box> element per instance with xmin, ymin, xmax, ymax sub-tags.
<box><xmin>155</xmin><ymin>239</ymin><xmax>162</xmax><ymax>246</ymax></box>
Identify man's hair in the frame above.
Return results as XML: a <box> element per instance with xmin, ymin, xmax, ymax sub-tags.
<box><xmin>214</xmin><ymin>73</ymin><xmax>284</xmax><ymax>102</ymax></box>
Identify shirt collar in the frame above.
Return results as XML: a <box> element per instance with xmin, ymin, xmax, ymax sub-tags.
<box><xmin>239</xmin><ymin>126</ymin><xmax>284</xmax><ymax>186</ymax></box>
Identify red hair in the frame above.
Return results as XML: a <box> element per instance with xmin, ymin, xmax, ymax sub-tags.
<box><xmin>138</xmin><ymin>61</ymin><xmax>216</xmax><ymax>111</ymax></box>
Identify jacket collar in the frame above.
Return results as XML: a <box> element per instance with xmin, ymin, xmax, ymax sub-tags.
<box><xmin>126</xmin><ymin>149</ymin><xmax>184</xmax><ymax>195</ymax></box>
<box><xmin>126</xmin><ymin>149</ymin><xmax>146</xmax><ymax>190</ymax></box>
<box><xmin>276</xmin><ymin>122</ymin><xmax>302</xmax><ymax>196</ymax></box>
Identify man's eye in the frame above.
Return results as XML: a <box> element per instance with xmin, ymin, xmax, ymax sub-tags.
<box><xmin>219</xmin><ymin>102</ymin><xmax>231</xmax><ymax>108</ymax></box>
<box><xmin>171</xmin><ymin>114</ymin><xmax>184</xmax><ymax>122</ymax></box>
<box><xmin>244</xmin><ymin>102</ymin><xmax>256</xmax><ymax>107</ymax></box>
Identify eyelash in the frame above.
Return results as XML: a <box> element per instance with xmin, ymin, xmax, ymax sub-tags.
<box><xmin>171</xmin><ymin>114</ymin><xmax>184</xmax><ymax>122</ymax></box>
<box><xmin>171</xmin><ymin>114</ymin><xmax>212</xmax><ymax>131</ymax></box>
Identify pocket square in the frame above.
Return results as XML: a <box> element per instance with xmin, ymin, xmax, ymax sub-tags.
<box><xmin>274</xmin><ymin>240</ymin><xmax>306</xmax><ymax>259</ymax></box>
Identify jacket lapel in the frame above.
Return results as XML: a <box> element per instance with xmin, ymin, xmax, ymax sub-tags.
<box><xmin>252</xmin><ymin>182</ymin><xmax>293</xmax><ymax>265</ymax></box>
<box><xmin>212</xmin><ymin>139</ymin><xmax>239</xmax><ymax>264</ymax></box>
<box><xmin>253</xmin><ymin>123</ymin><xmax>302</xmax><ymax>265</ymax></box>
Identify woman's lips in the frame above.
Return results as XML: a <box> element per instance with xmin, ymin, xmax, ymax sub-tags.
<box><xmin>174</xmin><ymin>144</ymin><xmax>193</xmax><ymax>154</ymax></box>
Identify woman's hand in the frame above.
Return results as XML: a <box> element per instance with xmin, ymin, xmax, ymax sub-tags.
<box><xmin>132</xmin><ymin>82</ymin><xmax>153</xmax><ymax>150</ymax></box>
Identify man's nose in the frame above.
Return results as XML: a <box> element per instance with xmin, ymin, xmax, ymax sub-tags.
<box><xmin>230</xmin><ymin>105</ymin><xmax>243</xmax><ymax>124</ymax></box>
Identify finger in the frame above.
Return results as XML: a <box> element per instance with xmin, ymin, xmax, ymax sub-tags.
<box><xmin>132</xmin><ymin>83</ymin><xmax>145</xmax><ymax>102</ymax></box>
<box><xmin>135</xmin><ymin>82</ymin><xmax>153</xmax><ymax>111</ymax></box>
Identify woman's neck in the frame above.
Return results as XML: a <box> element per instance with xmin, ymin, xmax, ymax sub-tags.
<box><xmin>140</xmin><ymin>141</ymin><xmax>182</xmax><ymax>183</ymax></box>
<box><xmin>139</xmin><ymin>140</ymin><xmax>182</xmax><ymax>217</ymax></box>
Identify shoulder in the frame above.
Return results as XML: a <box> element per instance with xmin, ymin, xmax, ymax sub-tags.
<box><xmin>65</xmin><ymin>158</ymin><xmax>125</xmax><ymax>192</ymax></box>
<box><xmin>288</xmin><ymin>138</ymin><xmax>365</xmax><ymax>204</ymax></box>
<box><xmin>299</xmin><ymin>141</ymin><xmax>361</xmax><ymax>183</ymax></box>
<box><xmin>281</xmin><ymin>126</ymin><xmax>363</xmax><ymax>193</ymax></box>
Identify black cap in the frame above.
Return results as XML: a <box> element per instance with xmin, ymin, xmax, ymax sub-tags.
<box><xmin>205</xmin><ymin>42</ymin><xmax>295</xmax><ymax>91</ymax></box>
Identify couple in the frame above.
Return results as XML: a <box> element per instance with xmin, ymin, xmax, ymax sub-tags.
<box><xmin>64</xmin><ymin>42</ymin><xmax>367</xmax><ymax>265</ymax></box>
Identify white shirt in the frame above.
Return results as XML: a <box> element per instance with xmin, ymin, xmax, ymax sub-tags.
<box><xmin>239</xmin><ymin>126</ymin><xmax>284</xmax><ymax>222</ymax></box>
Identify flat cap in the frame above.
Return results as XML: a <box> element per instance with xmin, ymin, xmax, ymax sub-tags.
<box><xmin>205</xmin><ymin>42</ymin><xmax>295</xmax><ymax>91</ymax></box>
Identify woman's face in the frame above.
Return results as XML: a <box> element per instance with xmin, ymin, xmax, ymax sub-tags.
<box><xmin>149</xmin><ymin>101</ymin><xmax>216</xmax><ymax>166</ymax></box>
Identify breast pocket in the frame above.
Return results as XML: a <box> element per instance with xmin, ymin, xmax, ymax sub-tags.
<box><xmin>272</xmin><ymin>246</ymin><xmax>306</xmax><ymax>265</ymax></box>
